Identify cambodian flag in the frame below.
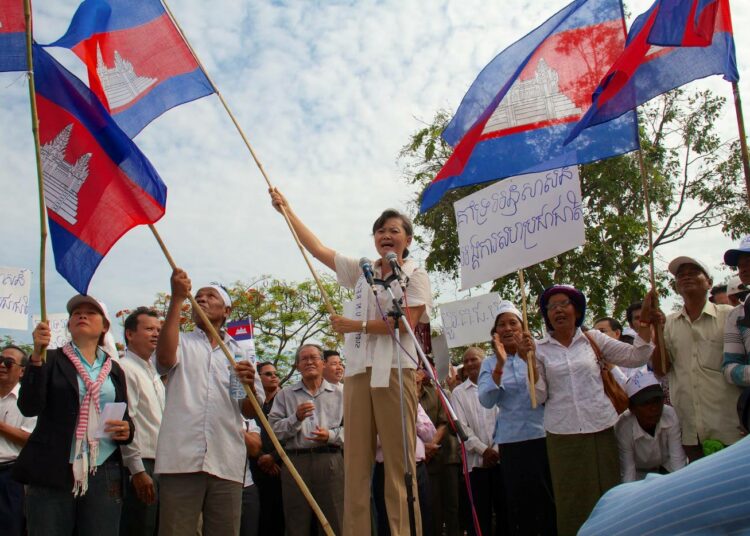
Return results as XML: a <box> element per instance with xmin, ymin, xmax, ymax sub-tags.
<box><xmin>0</xmin><ymin>1</ymin><xmax>26</xmax><ymax>72</ymax></box>
<box><xmin>648</xmin><ymin>0</ymin><xmax>719</xmax><ymax>46</ymax></box>
<box><xmin>33</xmin><ymin>45</ymin><xmax>167</xmax><ymax>294</ymax></box>
<box><xmin>49</xmin><ymin>0</ymin><xmax>214</xmax><ymax>138</ymax></box>
<box><xmin>227</xmin><ymin>318</ymin><xmax>254</xmax><ymax>341</ymax></box>
<box><xmin>420</xmin><ymin>0</ymin><xmax>638</xmax><ymax>213</ymax></box>
<box><xmin>565</xmin><ymin>0</ymin><xmax>736</xmax><ymax>144</ymax></box>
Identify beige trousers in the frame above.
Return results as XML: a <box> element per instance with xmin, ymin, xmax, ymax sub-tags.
<box><xmin>343</xmin><ymin>367</ymin><xmax>421</xmax><ymax>536</ymax></box>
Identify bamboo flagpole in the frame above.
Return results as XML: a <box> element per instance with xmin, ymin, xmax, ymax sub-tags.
<box><xmin>148</xmin><ymin>224</ymin><xmax>334</xmax><ymax>536</ymax></box>
<box><xmin>732</xmin><ymin>82</ymin><xmax>750</xmax><ymax>208</ymax></box>
<box><xmin>158</xmin><ymin>0</ymin><xmax>335</xmax><ymax>316</ymax></box>
<box><xmin>22</xmin><ymin>0</ymin><xmax>48</xmax><ymax>360</ymax></box>
<box><xmin>636</xmin><ymin>147</ymin><xmax>667</xmax><ymax>372</ymax></box>
<box><xmin>517</xmin><ymin>269</ymin><xmax>537</xmax><ymax>409</ymax></box>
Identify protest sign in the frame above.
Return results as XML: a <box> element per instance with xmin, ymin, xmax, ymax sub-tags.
<box><xmin>0</xmin><ymin>267</ymin><xmax>31</xmax><ymax>330</ymax></box>
<box><xmin>32</xmin><ymin>313</ymin><xmax>70</xmax><ymax>349</ymax></box>
<box><xmin>431</xmin><ymin>333</ymin><xmax>451</xmax><ymax>381</ymax></box>
<box><xmin>454</xmin><ymin>166</ymin><xmax>585</xmax><ymax>289</ymax></box>
<box><xmin>439</xmin><ymin>293</ymin><xmax>502</xmax><ymax>348</ymax></box>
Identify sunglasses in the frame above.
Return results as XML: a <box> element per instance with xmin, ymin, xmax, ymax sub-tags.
<box><xmin>1</xmin><ymin>357</ymin><xmax>24</xmax><ymax>368</ymax></box>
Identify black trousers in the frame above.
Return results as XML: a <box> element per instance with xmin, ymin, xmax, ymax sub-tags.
<box><xmin>501</xmin><ymin>438</ymin><xmax>557</xmax><ymax>536</ymax></box>
<box><xmin>466</xmin><ymin>464</ymin><xmax>506</xmax><ymax>536</ymax></box>
<box><xmin>252</xmin><ymin>463</ymin><xmax>285</xmax><ymax>536</ymax></box>
<box><xmin>0</xmin><ymin>464</ymin><xmax>25</xmax><ymax>536</ymax></box>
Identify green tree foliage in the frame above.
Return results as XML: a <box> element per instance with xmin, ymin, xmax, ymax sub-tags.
<box><xmin>400</xmin><ymin>88</ymin><xmax>749</xmax><ymax>326</ymax></box>
<box><xmin>148</xmin><ymin>276</ymin><xmax>349</xmax><ymax>384</ymax></box>
<box><xmin>0</xmin><ymin>334</ymin><xmax>33</xmax><ymax>356</ymax></box>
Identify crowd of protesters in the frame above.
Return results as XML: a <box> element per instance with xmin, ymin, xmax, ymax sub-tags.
<box><xmin>2</xmin><ymin>232</ymin><xmax>750</xmax><ymax>536</ymax></box>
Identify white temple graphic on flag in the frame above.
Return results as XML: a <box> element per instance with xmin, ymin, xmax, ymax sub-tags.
<box><xmin>41</xmin><ymin>124</ymin><xmax>91</xmax><ymax>225</ymax></box>
<box><xmin>483</xmin><ymin>59</ymin><xmax>582</xmax><ymax>134</ymax></box>
<box><xmin>96</xmin><ymin>44</ymin><xmax>157</xmax><ymax>109</ymax></box>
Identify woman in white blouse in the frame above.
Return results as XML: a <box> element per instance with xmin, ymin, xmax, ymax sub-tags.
<box><xmin>527</xmin><ymin>285</ymin><xmax>655</xmax><ymax>536</ymax></box>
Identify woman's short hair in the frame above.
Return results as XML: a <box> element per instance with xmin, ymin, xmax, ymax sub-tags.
<box><xmin>372</xmin><ymin>209</ymin><xmax>414</xmax><ymax>258</ymax></box>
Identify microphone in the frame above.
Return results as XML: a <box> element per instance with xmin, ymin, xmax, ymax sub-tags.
<box><xmin>385</xmin><ymin>252</ymin><xmax>406</xmax><ymax>289</ymax></box>
<box><xmin>359</xmin><ymin>257</ymin><xmax>377</xmax><ymax>294</ymax></box>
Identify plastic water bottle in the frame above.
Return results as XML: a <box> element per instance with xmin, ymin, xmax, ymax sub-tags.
<box><xmin>230</xmin><ymin>352</ymin><xmax>247</xmax><ymax>400</ymax></box>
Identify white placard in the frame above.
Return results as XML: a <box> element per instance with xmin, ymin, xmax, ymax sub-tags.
<box><xmin>95</xmin><ymin>402</ymin><xmax>127</xmax><ymax>438</ymax></box>
<box><xmin>454</xmin><ymin>166</ymin><xmax>585</xmax><ymax>289</ymax></box>
<box><xmin>32</xmin><ymin>313</ymin><xmax>70</xmax><ymax>349</ymax></box>
<box><xmin>0</xmin><ymin>266</ymin><xmax>31</xmax><ymax>330</ymax></box>
<box><xmin>439</xmin><ymin>293</ymin><xmax>502</xmax><ymax>348</ymax></box>
<box><xmin>431</xmin><ymin>333</ymin><xmax>451</xmax><ymax>381</ymax></box>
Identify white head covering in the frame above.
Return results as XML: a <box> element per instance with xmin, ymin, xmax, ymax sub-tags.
<box><xmin>496</xmin><ymin>300</ymin><xmax>523</xmax><ymax>322</ymax></box>
<box><xmin>203</xmin><ymin>284</ymin><xmax>232</xmax><ymax>307</ymax></box>
<box><xmin>625</xmin><ymin>369</ymin><xmax>661</xmax><ymax>398</ymax></box>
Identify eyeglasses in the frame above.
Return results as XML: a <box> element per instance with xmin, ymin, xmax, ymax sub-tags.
<box><xmin>546</xmin><ymin>299</ymin><xmax>572</xmax><ymax>312</ymax></box>
<box><xmin>298</xmin><ymin>356</ymin><xmax>321</xmax><ymax>363</ymax></box>
<box><xmin>261</xmin><ymin>371</ymin><xmax>278</xmax><ymax>377</ymax></box>
<box><xmin>1</xmin><ymin>357</ymin><xmax>24</xmax><ymax>368</ymax></box>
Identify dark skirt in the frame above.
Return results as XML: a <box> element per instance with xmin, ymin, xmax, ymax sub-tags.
<box><xmin>546</xmin><ymin>428</ymin><xmax>620</xmax><ymax>536</ymax></box>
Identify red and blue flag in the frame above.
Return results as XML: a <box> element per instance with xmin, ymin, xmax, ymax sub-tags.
<box><xmin>420</xmin><ymin>0</ymin><xmax>638</xmax><ymax>212</ymax></box>
<box><xmin>49</xmin><ymin>0</ymin><xmax>214</xmax><ymax>138</ymax></box>
<box><xmin>33</xmin><ymin>44</ymin><xmax>167</xmax><ymax>294</ymax></box>
<box><xmin>648</xmin><ymin>0</ymin><xmax>719</xmax><ymax>46</ymax></box>
<box><xmin>565</xmin><ymin>0</ymin><xmax>737</xmax><ymax>145</ymax></box>
<box><xmin>0</xmin><ymin>1</ymin><xmax>27</xmax><ymax>72</ymax></box>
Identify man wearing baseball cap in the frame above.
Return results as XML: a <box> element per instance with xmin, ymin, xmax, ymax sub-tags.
<box><xmin>652</xmin><ymin>256</ymin><xmax>741</xmax><ymax>461</ymax></box>
<box><xmin>614</xmin><ymin>370</ymin><xmax>686</xmax><ymax>482</ymax></box>
<box><xmin>723</xmin><ymin>235</ymin><xmax>750</xmax><ymax>389</ymax></box>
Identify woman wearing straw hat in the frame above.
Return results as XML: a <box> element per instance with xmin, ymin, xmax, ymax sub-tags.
<box><xmin>14</xmin><ymin>295</ymin><xmax>134</xmax><ymax>536</ymax></box>
<box><xmin>478</xmin><ymin>300</ymin><xmax>556</xmax><ymax>536</ymax></box>
<box><xmin>527</xmin><ymin>285</ymin><xmax>656</xmax><ymax>535</ymax></box>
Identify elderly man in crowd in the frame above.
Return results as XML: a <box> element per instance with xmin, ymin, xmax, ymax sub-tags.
<box><xmin>155</xmin><ymin>269</ymin><xmax>257</xmax><ymax>535</ymax></box>
<box><xmin>652</xmin><ymin>256</ymin><xmax>741</xmax><ymax>461</ymax></box>
<box><xmin>0</xmin><ymin>345</ymin><xmax>36</xmax><ymax>536</ymax></box>
<box><xmin>452</xmin><ymin>347</ymin><xmax>502</xmax><ymax>536</ymax></box>
<box><xmin>119</xmin><ymin>307</ymin><xmax>165</xmax><ymax>536</ymax></box>
<box><xmin>269</xmin><ymin>343</ymin><xmax>344</xmax><ymax>536</ymax></box>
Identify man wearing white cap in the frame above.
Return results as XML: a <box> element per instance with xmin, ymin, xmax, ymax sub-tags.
<box><xmin>614</xmin><ymin>370</ymin><xmax>686</xmax><ymax>482</ymax></box>
<box><xmin>652</xmin><ymin>256</ymin><xmax>741</xmax><ymax>461</ymax></box>
<box><xmin>155</xmin><ymin>269</ymin><xmax>258</xmax><ymax>536</ymax></box>
<box><xmin>723</xmin><ymin>235</ymin><xmax>750</xmax><ymax>388</ymax></box>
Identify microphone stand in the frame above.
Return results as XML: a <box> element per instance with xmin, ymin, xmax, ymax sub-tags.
<box><xmin>371</xmin><ymin>274</ymin><xmax>471</xmax><ymax>536</ymax></box>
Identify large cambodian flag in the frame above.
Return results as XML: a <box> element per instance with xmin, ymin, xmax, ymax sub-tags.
<box><xmin>648</xmin><ymin>0</ymin><xmax>720</xmax><ymax>46</ymax></box>
<box><xmin>49</xmin><ymin>0</ymin><xmax>214</xmax><ymax>138</ymax></box>
<box><xmin>566</xmin><ymin>0</ymin><xmax>736</xmax><ymax>144</ymax></box>
<box><xmin>34</xmin><ymin>44</ymin><xmax>167</xmax><ymax>294</ymax></box>
<box><xmin>420</xmin><ymin>0</ymin><xmax>638</xmax><ymax>212</ymax></box>
<box><xmin>0</xmin><ymin>1</ymin><xmax>26</xmax><ymax>72</ymax></box>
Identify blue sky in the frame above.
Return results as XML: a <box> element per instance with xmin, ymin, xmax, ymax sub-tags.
<box><xmin>1</xmin><ymin>0</ymin><xmax>748</xmax><ymax>344</ymax></box>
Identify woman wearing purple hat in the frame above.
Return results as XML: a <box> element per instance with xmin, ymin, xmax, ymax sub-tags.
<box><xmin>13</xmin><ymin>295</ymin><xmax>134</xmax><ymax>536</ymax></box>
<box><xmin>526</xmin><ymin>285</ymin><xmax>656</xmax><ymax>535</ymax></box>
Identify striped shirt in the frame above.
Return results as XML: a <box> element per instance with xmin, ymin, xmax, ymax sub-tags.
<box><xmin>580</xmin><ymin>435</ymin><xmax>750</xmax><ymax>535</ymax></box>
<box><xmin>723</xmin><ymin>302</ymin><xmax>750</xmax><ymax>386</ymax></box>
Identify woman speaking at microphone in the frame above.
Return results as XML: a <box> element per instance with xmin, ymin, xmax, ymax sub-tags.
<box><xmin>270</xmin><ymin>188</ymin><xmax>432</xmax><ymax>536</ymax></box>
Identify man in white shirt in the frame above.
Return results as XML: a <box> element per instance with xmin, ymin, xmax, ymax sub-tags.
<box><xmin>0</xmin><ymin>345</ymin><xmax>37</xmax><ymax>536</ymax></box>
<box><xmin>615</xmin><ymin>370</ymin><xmax>686</xmax><ymax>482</ymax></box>
<box><xmin>155</xmin><ymin>269</ymin><xmax>257</xmax><ymax>536</ymax></box>
<box><xmin>452</xmin><ymin>347</ymin><xmax>501</xmax><ymax>536</ymax></box>
<box><xmin>119</xmin><ymin>307</ymin><xmax>165</xmax><ymax>536</ymax></box>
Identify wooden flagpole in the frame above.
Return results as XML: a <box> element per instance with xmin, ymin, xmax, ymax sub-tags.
<box><xmin>158</xmin><ymin>0</ymin><xmax>335</xmax><ymax>316</ymax></box>
<box><xmin>636</xmin><ymin>147</ymin><xmax>667</xmax><ymax>372</ymax></box>
<box><xmin>517</xmin><ymin>269</ymin><xmax>537</xmax><ymax>409</ymax></box>
<box><xmin>23</xmin><ymin>0</ymin><xmax>48</xmax><ymax>361</ymax></box>
<box><xmin>732</xmin><ymin>82</ymin><xmax>750</xmax><ymax>208</ymax></box>
<box><xmin>148</xmin><ymin>224</ymin><xmax>334</xmax><ymax>536</ymax></box>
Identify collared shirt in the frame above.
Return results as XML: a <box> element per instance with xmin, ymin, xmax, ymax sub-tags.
<box><xmin>534</xmin><ymin>329</ymin><xmax>654</xmax><ymax>434</ymax></box>
<box><xmin>69</xmin><ymin>344</ymin><xmax>117</xmax><ymax>465</ymax></box>
<box><xmin>376</xmin><ymin>403</ymin><xmax>435</xmax><ymax>463</ymax></box>
<box><xmin>0</xmin><ymin>384</ymin><xmax>37</xmax><ymax>463</ymax></box>
<box><xmin>579</xmin><ymin>436</ymin><xmax>750</xmax><ymax>536</ymax></box>
<box><xmin>664</xmin><ymin>300</ymin><xmax>742</xmax><ymax>446</ymax></box>
<box><xmin>334</xmin><ymin>253</ymin><xmax>432</xmax><ymax>375</ymax></box>
<box><xmin>614</xmin><ymin>405</ymin><xmax>686</xmax><ymax>482</ymax></box>
<box><xmin>478</xmin><ymin>354</ymin><xmax>545</xmax><ymax>445</ymax></box>
<box><xmin>155</xmin><ymin>329</ymin><xmax>246</xmax><ymax>483</ymax></box>
<box><xmin>268</xmin><ymin>379</ymin><xmax>344</xmax><ymax>450</ymax></box>
<box><xmin>119</xmin><ymin>349</ymin><xmax>166</xmax><ymax>475</ymax></box>
<box><xmin>452</xmin><ymin>378</ymin><xmax>498</xmax><ymax>471</ymax></box>
<box><xmin>723</xmin><ymin>302</ymin><xmax>750</xmax><ymax>386</ymax></box>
